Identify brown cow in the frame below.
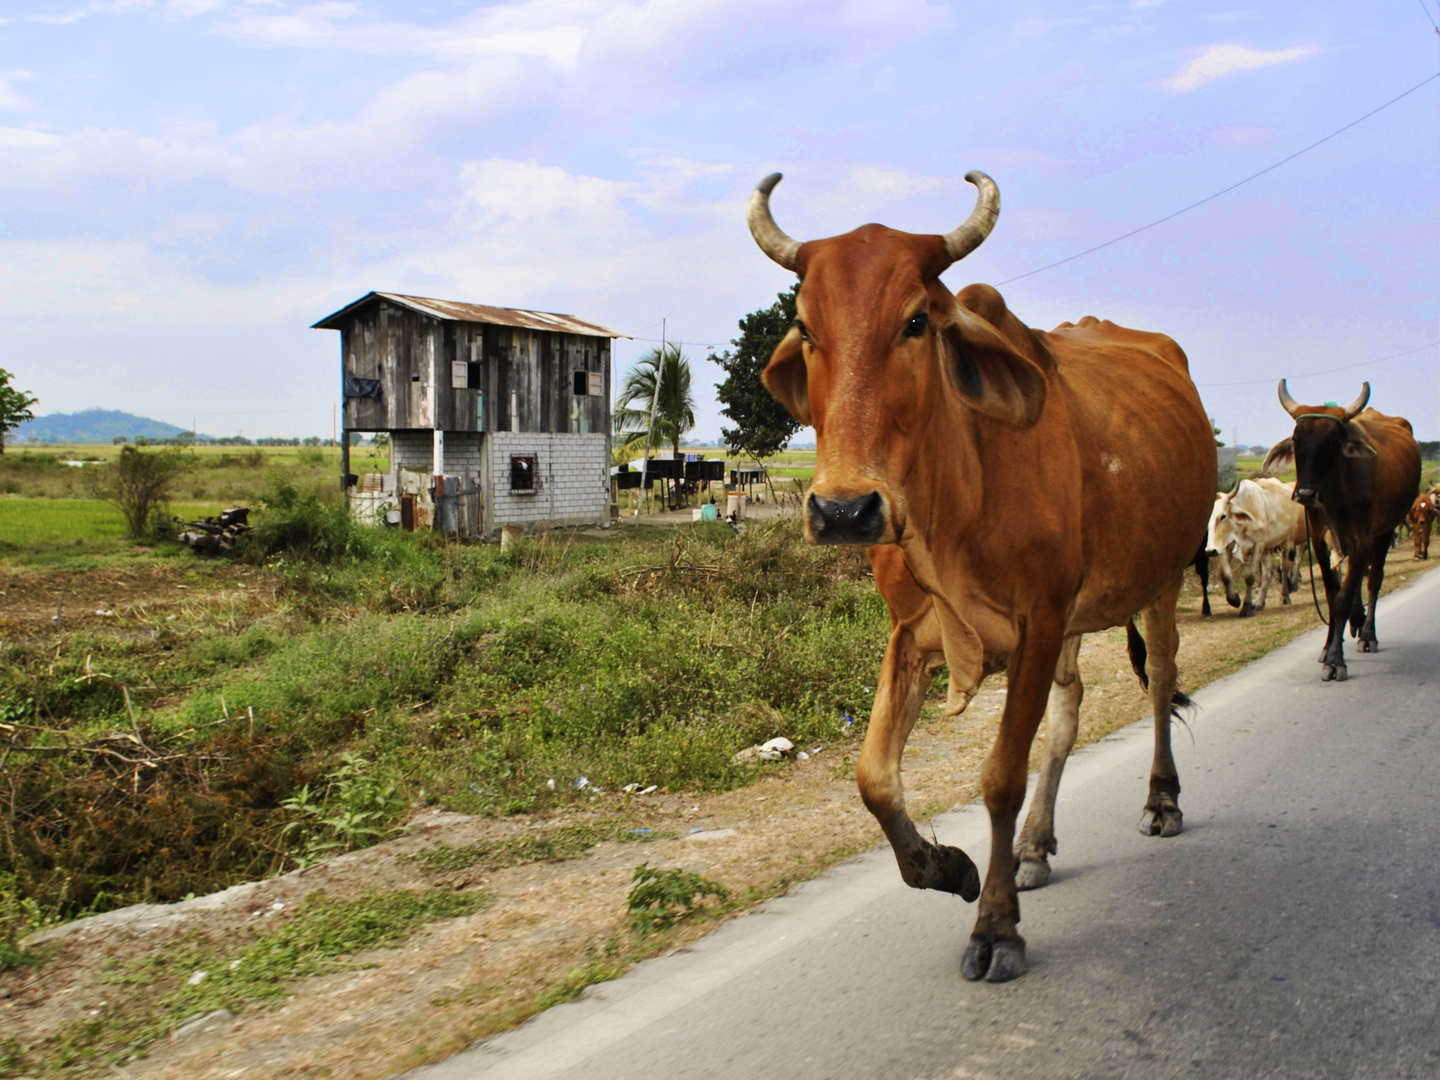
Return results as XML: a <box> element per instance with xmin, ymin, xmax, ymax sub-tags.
<box><xmin>747</xmin><ymin>171</ymin><xmax>1216</xmax><ymax>982</ymax></box>
<box><xmin>1262</xmin><ymin>383</ymin><xmax>1420</xmax><ymax>680</ymax></box>
<box><xmin>1409</xmin><ymin>492</ymin><xmax>1437</xmax><ymax>559</ymax></box>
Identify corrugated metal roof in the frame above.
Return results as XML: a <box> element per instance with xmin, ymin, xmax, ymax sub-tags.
<box><xmin>312</xmin><ymin>291</ymin><xmax>630</xmax><ymax>338</ymax></box>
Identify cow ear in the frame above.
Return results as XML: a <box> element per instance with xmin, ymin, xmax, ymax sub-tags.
<box><xmin>761</xmin><ymin>326</ymin><xmax>811</xmax><ymax>426</ymax></box>
<box><xmin>1342</xmin><ymin>425</ymin><xmax>1377</xmax><ymax>457</ymax></box>
<box><xmin>940</xmin><ymin>310</ymin><xmax>1047</xmax><ymax>428</ymax></box>
<box><xmin>1262</xmin><ymin>438</ymin><xmax>1294</xmax><ymax>475</ymax></box>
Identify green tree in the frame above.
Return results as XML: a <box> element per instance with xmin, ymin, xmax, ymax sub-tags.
<box><xmin>710</xmin><ymin>284</ymin><xmax>801</xmax><ymax>461</ymax></box>
<box><xmin>0</xmin><ymin>369</ymin><xmax>38</xmax><ymax>455</ymax></box>
<box><xmin>613</xmin><ymin>342</ymin><xmax>697</xmax><ymax>460</ymax></box>
<box><xmin>86</xmin><ymin>446</ymin><xmax>190</xmax><ymax>538</ymax></box>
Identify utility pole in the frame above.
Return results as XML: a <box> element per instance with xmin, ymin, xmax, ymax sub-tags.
<box><xmin>636</xmin><ymin>319</ymin><xmax>664</xmax><ymax>518</ymax></box>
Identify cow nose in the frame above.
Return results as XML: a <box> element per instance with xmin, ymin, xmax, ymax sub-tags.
<box><xmin>807</xmin><ymin>491</ymin><xmax>886</xmax><ymax>545</ymax></box>
<box><xmin>1293</xmin><ymin>488</ymin><xmax>1320</xmax><ymax>507</ymax></box>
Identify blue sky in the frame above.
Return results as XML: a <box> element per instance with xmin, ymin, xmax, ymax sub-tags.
<box><xmin>1</xmin><ymin>0</ymin><xmax>1437</xmax><ymax>444</ymax></box>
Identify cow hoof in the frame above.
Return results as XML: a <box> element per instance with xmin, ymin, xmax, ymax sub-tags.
<box><xmin>1321</xmin><ymin>663</ymin><xmax>1347</xmax><ymax>682</ymax></box>
<box><xmin>961</xmin><ymin>936</ymin><xmax>991</xmax><ymax>981</ymax></box>
<box><xmin>1015</xmin><ymin>858</ymin><xmax>1051</xmax><ymax>891</ymax></box>
<box><xmin>937</xmin><ymin>844</ymin><xmax>982</xmax><ymax>902</ymax></box>
<box><xmin>1238</xmin><ymin>607</ymin><xmax>1253</xmax><ymax>619</ymax></box>
<box><xmin>986</xmin><ymin>939</ymin><xmax>1027</xmax><ymax>982</ymax></box>
<box><xmin>1360</xmin><ymin>640</ymin><xmax>1378</xmax><ymax>653</ymax></box>
<box><xmin>1139</xmin><ymin>807</ymin><xmax>1183</xmax><ymax>837</ymax></box>
<box><xmin>962</xmin><ymin>935</ymin><xmax>1026</xmax><ymax>982</ymax></box>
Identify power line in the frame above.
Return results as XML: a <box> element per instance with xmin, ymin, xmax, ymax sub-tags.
<box><xmin>1418</xmin><ymin>0</ymin><xmax>1440</xmax><ymax>33</ymax></box>
<box><xmin>997</xmin><ymin>72</ymin><xmax>1440</xmax><ymax>286</ymax></box>
<box><xmin>1196</xmin><ymin>341</ymin><xmax>1439</xmax><ymax>387</ymax></box>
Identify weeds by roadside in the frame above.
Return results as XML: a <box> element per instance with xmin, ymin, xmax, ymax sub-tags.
<box><xmin>0</xmin><ymin>887</ymin><xmax>490</xmax><ymax>1075</ymax></box>
<box><xmin>626</xmin><ymin>863</ymin><xmax>728</xmax><ymax>938</ymax></box>
<box><xmin>1</xmin><ymin>506</ymin><xmax>884</xmax><ymax>925</ymax></box>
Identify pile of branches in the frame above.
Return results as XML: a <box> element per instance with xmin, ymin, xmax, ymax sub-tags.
<box><xmin>161</xmin><ymin>506</ymin><xmax>252</xmax><ymax>555</ymax></box>
<box><xmin>0</xmin><ymin>694</ymin><xmax>304</xmax><ymax>918</ymax></box>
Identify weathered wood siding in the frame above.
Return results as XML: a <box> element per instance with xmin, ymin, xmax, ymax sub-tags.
<box><xmin>340</xmin><ymin>299</ymin><xmax>610</xmax><ymax>435</ymax></box>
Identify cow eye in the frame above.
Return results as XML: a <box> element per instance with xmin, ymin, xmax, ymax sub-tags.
<box><xmin>904</xmin><ymin>311</ymin><xmax>929</xmax><ymax>338</ymax></box>
<box><xmin>795</xmin><ymin>319</ymin><xmax>811</xmax><ymax>343</ymax></box>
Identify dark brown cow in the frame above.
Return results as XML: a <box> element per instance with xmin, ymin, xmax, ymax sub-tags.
<box><xmin>1262</xmin><ymin>383</ymin><xmax>1420</xmax><ymax>681</ymax></box>
<box><xmin>747</xmin><ymin>171</ymin><xmax>1216</xmax><ymax>982</ymax></box>
<box><xmin>1407</xmin><ymin>492</ymin><xmax>1436</xmax><ymax>560</ymax></box>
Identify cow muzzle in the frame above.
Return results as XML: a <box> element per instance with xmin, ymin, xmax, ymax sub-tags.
<box><xmin>806</xmin><ymin>491</ymin><xmax>887</xmax><ymax>545</ymax></box>
<box><xmin>1293</xmin><ymin>487</ymin><xmax>1321</xmax><ymax>508</ymax></box>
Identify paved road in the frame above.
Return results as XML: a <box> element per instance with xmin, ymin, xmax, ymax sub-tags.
<box><xmin>407</xmin><ymin>570</ymin><xmax>1440</xmax><ymax>1080</ymax></box>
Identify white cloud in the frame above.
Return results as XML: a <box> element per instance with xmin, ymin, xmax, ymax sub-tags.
<box><xmin>0</xmin><ymin>70</ymin><xmax>34</xmax><ymax>111</ymax></box>
<box><xmin>219</xmin><ymin>1</ymin><xmax>588</xmax><ymax>65</ymax></box>
<box><xmin>1161</xmin><ymin>42</ymin><xmax>1322</xmax><ymax>92</ymax></box>
<box><xmin>0</xmin><ymin>126</ymin><xmax>61</xmax><ymax>147</ymax></box>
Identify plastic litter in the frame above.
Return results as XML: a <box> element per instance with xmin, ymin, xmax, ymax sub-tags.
<box><xmin>732</xmin><ymin>736</ymin><xmax>795</xmax><ymax>765</ymax></box>
<box><xmin>621</xmin><ymin>783</ymin><xmax>643</xmax><ymax>793</ymax></box>
<box><xmin>797</xmin><ymin>751</ymin><xmax>810</xmax><ymax>761</ymax></box>
<box><xmin>640</xmin><ymin>785</ymin><xmax>658</xmax><ymax>795</ymax></box>
<box><xmin>546</xmin><ymin>779</ymin><xmax>557</xmax><ymax>791</ymax></box>
<box><xmin>187</xmin><ymin>970</ymin><xmax>207</xmax><ymax>985</ymax></box>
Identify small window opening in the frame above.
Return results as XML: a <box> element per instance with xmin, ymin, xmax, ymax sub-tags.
<box><xmin>510</xmin><ymin>455</ymin><xmax>536</xmax><ymax>492</ymax></box>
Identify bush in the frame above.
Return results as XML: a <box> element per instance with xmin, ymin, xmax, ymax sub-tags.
<box><xmin>85</xmin><ymin>446</ymin><xmax>189</xmax><ymax>538</ymax></box>
<box><xmin>243</xmin><ymin>480</ymin><xmax>373</xmax><ymax>564</ymax></box>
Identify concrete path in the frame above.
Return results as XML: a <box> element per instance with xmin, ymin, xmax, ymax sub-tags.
<box><xmin>405</xmin><ymin>570</ymin><xmax>1440</xmax><ymax>1080</ymax></box>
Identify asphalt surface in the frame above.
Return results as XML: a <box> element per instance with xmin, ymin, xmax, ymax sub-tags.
<box><xmin>406</xmin><ymin>569</ymin><xmax>1440</xmax><ymax>1080</ymax></box>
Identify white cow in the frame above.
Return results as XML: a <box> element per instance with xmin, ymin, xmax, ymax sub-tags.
<box><xmin>1206</xmin><ymin>478</ymin><xmax>1306</xmax><ymax>616</ymax></box>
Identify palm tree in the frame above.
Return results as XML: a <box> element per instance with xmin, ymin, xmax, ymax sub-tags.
<box><xmin>613</xmin><ymin>342</ymin><xmax>697</xmax><ymax>461</ymax></box>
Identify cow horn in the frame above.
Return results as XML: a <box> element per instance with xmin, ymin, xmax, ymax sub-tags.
<box><xmin>1277</xmin><ymin>379</ymin><xmax>1301</xmax><ymax>419</ymax></box>
<box><xmin>1342</xmin><ymin>382</ymin><xmax>1370</xmax><ymax>420</ymax></box>
<box><xmin>747</xmin><ymin>173</ymin><xmax>801</xmax><ymax>272</ymax></box>
<box><xmin>942</xmin><ymin>171</ymin><xmax>1001</xmax><ymax>263</ymax></box>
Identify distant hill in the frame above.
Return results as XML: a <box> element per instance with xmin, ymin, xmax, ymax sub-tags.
<box><xmin>13</xmin><ymin>409</ymin><xmax>196</xmax><ymax>444</ymax></box>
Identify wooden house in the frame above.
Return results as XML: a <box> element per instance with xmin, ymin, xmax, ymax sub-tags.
<box><xmin>313</xmin><ymin>292</ymin><xmax>624</xmax><ymax>534</ymax></box>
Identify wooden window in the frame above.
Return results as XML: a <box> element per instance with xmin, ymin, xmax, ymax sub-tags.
<box><xmin>510</xmin><ymin>455</ymin><xmax>536</xmax><ymax>492</ymax></box>
<box><xmin>588</xmin><ymin>371</ymin><xmax>603</xmax><ymax>396</ymax></box>
<box><xmin>451</xmin><ymin>361</ymin><xmax>468</xmax><ymax>389</ymax></box>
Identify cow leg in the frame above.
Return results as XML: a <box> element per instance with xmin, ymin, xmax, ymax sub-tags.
<box><xmin>1312</xmin><ymin>527</ymin><xmax>1341</xmax><ymax>665</ymax></box>
<box><xmin>1358</xmin><ymin>535</ymin><xmax>1389</xmax><ymax>653</ymax></box>
<box><xmin>1322</xmin><ymin>551</ymin><xmax>1367</xmax><ymax>681</ymax></box>
<box><xmin>1139</xmin><ymin>578</ymin><xmax>1186</xmax><ymax>838</ymax></box>
<box><xmin>1014</xmin><ymin>634</ymin><xmax>1084</xmax><ymax>890</ymax></box>
<box><xmin>1193</xmin><ymin>548</ymin><xmax>1211</xmax><ymax>617</ymax></box>
<box><xmin>855</xmin><ymin>617</ymin><xmax>979</xmax><ymax>900</ymax></box>
<box><xmin>1238</xmin><ymin>550</ymin><xmax>1257</xmax><ymax>618</ymax></box>
<box><xmin>1252</xmin><ymin>551</ymin><xmax>1272</xmax><ymax>613</ymax></box>
<box><xmin>962</xmin><ymin>618</ymin><xmax>1065</xmax><ymax>983</ymax></box>
<box><xmin>1220</xmin><ymin>550</ymin><xmax>1241</xmax><ymax>609</ymax></box>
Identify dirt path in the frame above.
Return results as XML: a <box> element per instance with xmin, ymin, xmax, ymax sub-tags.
<box><xmin>6</xmin><ymin>550</ymin><xmax>1437</xmax><ymax>1079</ymax></box>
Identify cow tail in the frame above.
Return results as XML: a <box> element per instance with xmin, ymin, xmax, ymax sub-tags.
<box><xmin>1125</xmin><ymin>618</ymin><xmax>1196</xmax><ymax>723</ymax></box>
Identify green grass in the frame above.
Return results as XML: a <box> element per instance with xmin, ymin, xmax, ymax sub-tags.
<box><xmin>6</xmin><ymin>888</ymin><xmax>490</xmax><ymax>1074</ymax></box>
<box><xmin>1</xmin><ymin>486</ymin><xmax>885</xmax><ymax>922</ymax></box>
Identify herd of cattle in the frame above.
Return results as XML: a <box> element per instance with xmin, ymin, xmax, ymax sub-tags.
<box><xmin>1206</xmin><ymin>470</ymin><xmax>1439</xmax><ymax>616</ymax></box>
<box><xmin>745</xmin><ymin>169</ymin><xmax>1435</xmax><ymax>986</ymax></box>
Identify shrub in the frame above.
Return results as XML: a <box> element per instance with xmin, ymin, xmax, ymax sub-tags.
<box><xmin>243</xmin><ymin>480</ymin><xmax>373</xmax><ymax>564</ymax></box>
<box><xmin>626</xmin><ymin>863</ymin><xmax>728</xmax><ymax>937</ymax></box>
<box><xmin>85</xmin><ymin>446</ymin><xmax>189</xmax><ymax>538</ymax></box>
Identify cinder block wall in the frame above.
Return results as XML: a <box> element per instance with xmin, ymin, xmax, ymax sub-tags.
<box><xmin>483</xmin><ymin>432</ymin><xmax>609</xmax><ymax>532</ymax></box>
<box><xmin>389</xmin><ymin>431</ymin><xmax>482</xmax><ymax>477</ymax></box>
